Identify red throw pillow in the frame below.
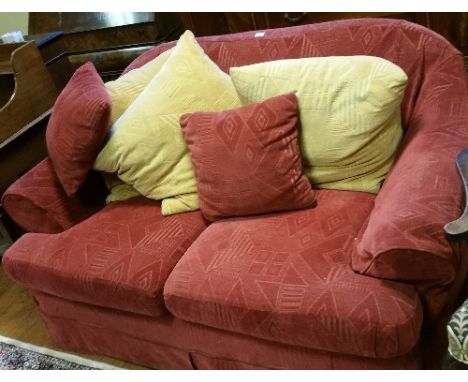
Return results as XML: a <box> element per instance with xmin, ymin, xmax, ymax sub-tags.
<box><xmin>180</xmin><ymin>93</ymin><xmax>316</xmax><ymax>221</ymax></box>
<box><xmin>46</xmin><ymin>62</ymin><xmax>111</xmax><ymax>196</ymax></box>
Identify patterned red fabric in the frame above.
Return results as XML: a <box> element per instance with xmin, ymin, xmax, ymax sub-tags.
<box><xmin>33</xmin><ymin>292</ymin><xmax>422</xmax><ymax>369</ymax></box>
<box><xmin>126</xmin><ymin>18</ymin><xmax>456</xmax><ymax>131</ymax></box>
<box><xmin>130</xmin><ymin>18</ymin><xmax>468</xmax><ymax>322</ymax></box>
<box><xmin>3</xmin><ymin>197</ymin><xmax>208</xmax><ymax>317</ymax></box>
<box><xmin>4</xmin><ymin>19</ymin><xmax>467</xmax><ymax>369</ymax></box>
<box><xmin>351</xmin><ymin>25</ymin><xmax>468</xmax><ymax>321</ymax></box>
<box><xmin>180</xmin><ymin>93</ymin><xmax>316</xmax><ymax>221</ymax></box>
<box><xmin>46</xmin><ymin>62</ymin><xmax>111</xmax><ymax>196</ymax></box>
<box><xmin>164</xmin><ymin>190</ymin><xmax>423</xmax><ymax>359</ymax></box>
<box><xmin>1</xmin><ymin>159</ymin><xmax>105</xmax><ymax>233</ymax></box>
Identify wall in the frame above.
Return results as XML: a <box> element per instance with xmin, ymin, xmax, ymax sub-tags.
<box><xmin>0</xmin><ymin>12</ymin><xmax>28</xmax><ymax>37</ymax></box>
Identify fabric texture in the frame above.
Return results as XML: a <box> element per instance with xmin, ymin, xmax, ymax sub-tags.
<box><xmin>164</xmin><ymin>189</ymin><xmax>423</xmax><ymax>359</ymax></box>
<box><xmin>351</xmin><ymin>37</ymin><xmax>468</xmax><ymax>320</ymax></box>
<box><xmin>33</xmin><ymin>292</ymin><xmax>422</xmax><ymax>369</ymax></box>
<box><xmin>4</xmin><ymin>18</ymin><xmax>468</xmax><ymax>370</ymax></box>
<box><xmin>1</xmin><ymin>159</ymin><xmax>105</xmax><ymax>234</ymax></box>
<box><xmin>105</xmin><ymin>48</ymin><xmax>173</xmax><ymax>124</ymax></box>
<box><xmin>94</xmin><ymin>30</ymin><xmax>241</xmax><ymax>215</ymax></box>
<box><xmin>3</xmin><ymin>197</ymin><xmax>208</xmax><ymax>317</ymax></box>
<box><xmin>46</xmin><ymin>62</ymin><xmax>111</xmax><ymax>196</ymax></box>
<box><xmin>100</xmin><ymin>49</ymin><xmax>173</xmax><ymax>203</ymax></box>
<box><xmin>230</xmin><ymin>56</ymin><xmax>407</xmax><ymax>194</ymax></box>
<box><xmin>180</xmin><ymin>93</ymin><xmax>316</xmax><ymax>221</ymax></box>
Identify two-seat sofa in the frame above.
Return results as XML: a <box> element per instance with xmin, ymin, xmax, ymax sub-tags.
<box><xmin>2</xmin><ymin>18</ymin><xmax>468</xmax><ymax>369</ymax></box>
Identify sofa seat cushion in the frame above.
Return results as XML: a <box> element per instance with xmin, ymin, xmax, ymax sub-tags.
<box><xmin>164</xmin><ymin>190</ymin><xmax>423</xmax><ymax>359</ymax></box>
<box><xmin>3</xmin><ymin>196</ymin><xmax>208</xmax><ymax>317</ymax></box>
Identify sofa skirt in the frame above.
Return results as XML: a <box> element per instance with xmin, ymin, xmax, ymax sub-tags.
<box><xmin>32</xmin><ymin>291</ymin><xmax>422</xmax><ymax>370</ymax></box>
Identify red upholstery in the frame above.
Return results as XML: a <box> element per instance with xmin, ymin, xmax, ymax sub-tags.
<box><xmin>351</xmin><ymin>45</ymin><xmax>468</xmax><ymax>321</ymax></box>
<box><xmin>1</xmin><ymin>159</ymin><xmax>105</xmax><ymax>233</ymax></box>
<box><xmin>164</xmin><ymin>190</ymin><xmax>422</xmax><ymax>358</ymax></box>
<box><xmin>46</xmin><ymin>62</ymin><xmax>111</xmax><ymax>196</ymax></box>
<box><xmin>130</xmin><ymin>18</ymin><xmax>468</xmax><ymax>325</ymax></box>
<box><xmin>33</xmin><ymin>292</ymin><xmax>422</xmax><ymax>369</ymax></box>
<box><xmin>3</xmin><ymin>19</ymin><xmax>467</xmax><ymax>369</ymax></box>
<box><xmin>180</xmin><ymin>93</ymin><xmax>315</xmax><ymax>221</ymax></box>
<box><xmin>3</xmin><ymin>197</ymin><xmax>208</xmax><ymax>317</ymax></box>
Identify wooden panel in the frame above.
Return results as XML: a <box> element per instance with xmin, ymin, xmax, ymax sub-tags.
<box><xmin>68</xmin><ymin>46</ymin><xmax>153</xmax><ymax>81</ymax></box>
<box><xmin>0</xmin><ymin>114</ymin><xmax>48</xmax><ymax>197</ymax></box>
<box><xmin>0</xmin><ymin>42</ymin><xmax>57</xmax><ymax>145</ymax></box>
<box><xmin>64</xmin><ymin>23</ymin><xmax>159</xmax><ymax>54</ymax></box>
<box><xmin>29</xmin><ymin>12</ymin><xmax>155</xmax><ymax>34</ymax></box>
<box><xmin>29</xmin><ymin>12</ymin><xmax>185</xmax><ymax>80</ymax></box>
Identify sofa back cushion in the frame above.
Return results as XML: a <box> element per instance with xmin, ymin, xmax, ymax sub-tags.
<box><xmin>94</xmin><ymin>30</ymin><xmax>241</xmax><ymax>216</ymax></box>
<box><xmin>126</xmin><ymin>18</ymin><xmax>446</xmax><ymax>131</ymax></box>
<box><xmin>230</xmin><ymin>56</ymin><xmax>407</xmax><ymax>194</ymax></box>
<box><xmin>105</xmin><ymin>48</ymin><xmax>173</xmax><ymax>124</ymax></box>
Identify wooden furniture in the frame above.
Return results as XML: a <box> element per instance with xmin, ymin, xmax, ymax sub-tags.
<box><xmin>28</xmin><ymin>12</ymin><xmax>185</xmax><ymax>81</ymax></box>
<box><xmin>0</xmin><ymin>42</ymin><xmax>58</xmax><ymax>197</ymax></box>
<box><xmin>180</xmin><ymin>12</ymin><xmax>468</xmax><ymax>69</ymax></box>
<box><xmin>0</xmin><ymin>41</ymin><xmax>60</xmax><ymax>252</ymax></box>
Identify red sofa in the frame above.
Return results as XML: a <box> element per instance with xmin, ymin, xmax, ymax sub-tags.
<box><xmin>2</xmin><ymin>18</ymin><xmax>468</xmax><ymax>369</ymax></box>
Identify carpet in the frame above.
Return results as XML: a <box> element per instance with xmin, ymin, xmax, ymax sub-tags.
<box><xmin>0</xmin><ymin>335</ymin><xmax>121</xmax><ymax>370</ymax></box>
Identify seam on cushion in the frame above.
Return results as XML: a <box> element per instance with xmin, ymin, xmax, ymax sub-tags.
<box><xmin>164</xmin><ymin>280</ymin><xmax>421</xmax><ymax>330</ymax></box>
<box><xmin>164</xmin><ymin>293</ymin><xmax>420</xmax><ymax>358</ymax></box>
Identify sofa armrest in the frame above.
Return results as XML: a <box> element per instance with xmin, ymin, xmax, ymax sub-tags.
<box><xmin>352</xmin><ymin>50</ymin><xmax>468</xmax><ymax>320</ymax></box>
<box><xmin>2</xmin><ymin>158</ymin><xmax>105</xmax><ymax>233</ymax></box>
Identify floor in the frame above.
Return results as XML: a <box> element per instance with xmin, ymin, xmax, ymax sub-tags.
<box><xmin>0</xmin><ymin>264</ymin><xmax>145</xmax><ymax>370</ymax></box>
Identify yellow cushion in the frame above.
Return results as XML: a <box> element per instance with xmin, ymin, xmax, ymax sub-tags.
<box><xmin>105</xmin><ymin>48</ymin><xmax>173</xmax><ymax>124</ymax></box>
<box><xmin>102</xmin><ymin>48</ymin><xmax>173</xmax><ymax>202</ymax></box>
<box><xmin>230</xmin><ymin>56</ymin><xmax>407</xmax><ymax>193</ymax></box>
<box><xmin>94</xmin><ymin>30</ymin><xmax>241</xmax><ymax>215</ymax></box>
<box><xmin>101</xmin><ymin>173</ymin><xmax>140</xmax><ymax>203</ymax></box>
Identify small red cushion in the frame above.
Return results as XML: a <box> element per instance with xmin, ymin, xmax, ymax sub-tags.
<box><xmin>180</xmin><ymin>93</ymin><xmax>316</xmax><ymax>221</ymax></box>
<box><xmin>46</xmin><ymin>62</ymin><xmax>111</xmax><ymax>196</ymax></box>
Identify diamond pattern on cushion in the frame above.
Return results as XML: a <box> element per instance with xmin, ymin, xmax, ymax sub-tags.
<box><xmin>164</xmin><ymin>190</ymin><xmax>423</xmax><ymax>358</ymax></box>
<box><xmin>3</xmin><ymin>196</ymin><xmax>208</xmax><ymax>317</ymax></box>
<box><xmin>180</xmin><ymin>93</ymin><xmax>315</xmax><ymax>221</ymax></box>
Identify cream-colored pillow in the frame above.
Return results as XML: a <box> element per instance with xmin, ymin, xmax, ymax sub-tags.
<box><xmin>230</xmin><ymin>56</ymin><xmax>407</xmax><ymax>193</ymax></box>
<box><xmin>101</xmin><ymin>173</ymin><xmax>140</xmax><ymax>203</ymax></box>
<box><xmin>102</xmin><ymin>47</ymin><xmax>173</xmax><ymax>202</ymax></box>
<box><xmin>105</xmin><ymin>48</ymin><xmax>173</xmax><ymax>124</ymax></box>
<box><xmin>94</xmin><ymin>30</ymin><xmax>241</xmax><ymax>215</ymax></box>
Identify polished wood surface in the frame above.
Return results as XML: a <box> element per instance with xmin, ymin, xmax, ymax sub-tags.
<box><xmin>0</xmin><ymin>42</ymin><xmax>57</xmax><ymax>143</ymax></box>
<box><xmin>0</xmin><ymin>41</ymin><xmax>64</xmax><ymax>200</ymax></box>
<box><xmin>29</xmin><ymin>12</ymin><xmax>155</xmax><ymax>34</ymax></box>
<box><xmin>29</xmin><ymin>12</ymin><xmax>184</xmax><ymax>81</ymax></box>
<box><xmin>0</xmin><ymin>265</ymin><xmax>144</xmax><ymax>369</ymax></box>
